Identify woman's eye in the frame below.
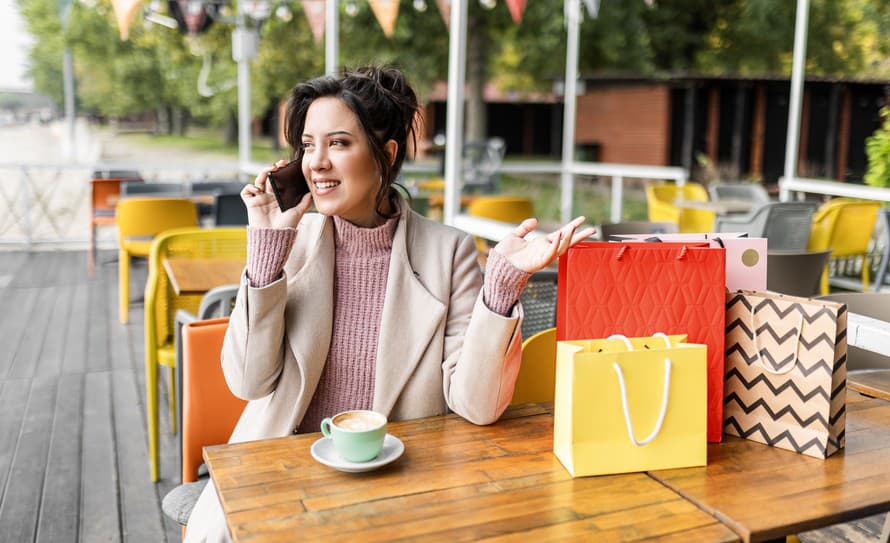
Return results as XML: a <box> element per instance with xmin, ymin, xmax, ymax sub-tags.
<box><xmin>331</xmin><ymin>139</ymin><xmax>348</xmax><ymax>147</ymax></box>
<box><xmin>301</xmin><ymin>142</ymin><xmax>313</xmax><ymax>150</ymax></box>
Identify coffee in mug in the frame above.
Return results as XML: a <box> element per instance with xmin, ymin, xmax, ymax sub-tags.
<box><xmin>320</xmin><ymin>410</ymin><xmax>387</xmax><ymax>462</ymax></box>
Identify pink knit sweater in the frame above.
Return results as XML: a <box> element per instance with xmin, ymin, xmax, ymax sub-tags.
<box><xmin>246</xmin><ymin>213</ymin><xmax>529</xmax><ymax>433</ymax></box>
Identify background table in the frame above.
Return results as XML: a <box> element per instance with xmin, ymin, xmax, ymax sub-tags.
<box><xmin>674</xmin><ymin>199</ymin><xmax>754</xmax><ymax>214</ymax></box>
<box><xmin>205</xmin><ymin>404</ymin><xmax>739</xmax><ymax>542</ymax></box>
<box><xmin>163</xmin><ymin>257</ymin><xmax>244</xmax><ymax>295</ymax></box>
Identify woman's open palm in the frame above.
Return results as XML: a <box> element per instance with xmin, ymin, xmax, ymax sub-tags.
<box><xmin>493</xmin><ymin>216</ymin><xmax>596</xmax><ymax>274</ymax></box>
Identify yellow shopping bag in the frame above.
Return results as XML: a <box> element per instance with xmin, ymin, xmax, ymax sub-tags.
<box><xmin>553</xmin><ymin>333</ymin><xmax>708</xmax><ymax>477</ymax></box>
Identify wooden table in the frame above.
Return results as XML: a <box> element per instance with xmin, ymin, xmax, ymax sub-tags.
<box><xmin>205</xmin><ymin>404</ymin><xmax>740</xmax><ymax>542</ymax></box>
<box><xmin>674</xmin><ymin>199</ymin><xmax>754</xmax><ymax>214</ymax></box>
<box><xmin>848</xmin><ymin>370</ymin><xmax>890</xmax><ymax>401</ymax></box>
<box><xmin>163</xmin><ymin>257</ymin><xmax>244</xmax><ymax>295</ymax></box>
<box><xmin>648</xmin><ymin>392</ymin><xmax>890</xmax><ymax>543</ymax></box>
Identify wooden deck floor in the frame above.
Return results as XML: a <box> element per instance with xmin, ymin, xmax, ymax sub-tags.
<box><xmin>0</xmin><ymin>250</ymin><xmax>180</xmax><ymax>542</ymax></box>
<box><xmin>0</xmin><ymin>248</ymin><xmax>885</xmax><ymax>543</ymax></box>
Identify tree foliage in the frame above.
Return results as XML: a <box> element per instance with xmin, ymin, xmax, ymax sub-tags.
<box><xmin>15</xmin><ymin>0</ymin><xmax>890</xmax><ymax>139</ymax></box>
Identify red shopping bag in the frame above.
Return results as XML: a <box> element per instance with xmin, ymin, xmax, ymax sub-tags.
<box><xmin>557</xmin><ymin>242</ymin><xmax>726</xmax><ymax>442</ymax></box>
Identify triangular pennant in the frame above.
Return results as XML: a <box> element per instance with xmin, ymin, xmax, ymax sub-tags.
<box><xmin>301</xmin><ymin>0</ymin><xmax>326</xmax><ymax>44</ymax></box>
<box><xmin>111</xmin><ymin>0</ymin><xmax>142</xmax><ymax>40</ymax></box>
<box><xmin>505</xmin><ymin>0</ymin><xmax>526</xmax><ymax>24</ymax></box>
<box><xmin>368</xmin><ymin>0</ymin><xmax>399</xmax><ymax>37</ymax></box>
<box><xmin>435</xmin><ymin>0</ymin><xmax>450</xmax><ymax>29</ymax></box>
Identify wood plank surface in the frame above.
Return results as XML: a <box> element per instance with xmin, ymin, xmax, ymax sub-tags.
<box><xmin>205</xmin><ymin>405</ymin><xmax>739</xmax><ymax>543</ymax></box>
<box><xmin>648</xmin><ymin>392</ymin><xmax>890</xmax><ymax>543</ymax></box>
<box><xmin>163</xmin><ymin>257</ymin><xmax>243</xmax><ymax>295</ymax></box>
<box><xmin>848</xmin><ymin>370</ymin><xmax>890</xmax><ymax>402</ymax></box>
<box><xmin>0</xmin><ymin>250</ymin><xmax>180</xmax><ymax>542</ymax></box>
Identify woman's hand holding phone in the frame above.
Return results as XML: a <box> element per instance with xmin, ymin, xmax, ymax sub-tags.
<box><xmin>241</xmin><ymin>160</ymin><xmax>312</xmax><ymax>229</ymax></box>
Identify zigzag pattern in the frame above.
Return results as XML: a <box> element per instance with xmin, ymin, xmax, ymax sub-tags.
<box><xmin>830</xmin><ymin>404</ymin><xmax>847</xmax><ymax>426</ymax></box>
<box><xmin>723</xmin><ymin>331</ymin><xmax>835</xmax><ymax>376</ymax></box>
<box><xmin>724</xmin><ymin>393</ymin><xmax>829</xmax><ymax>429</ymax></box>
<box><xmin>724</xmin><ymin>417</ymin><xmax>827</xmax><ymax>456</ymax></box>
<box><xmin>723</xmin><ymin>291</ymin><xmax>847</xmax><ymax>459</ymax></box>
<box><xmin>723</xmin><ymin>368</ymin><xmax>829</xmax><ymax>402</ymax></box>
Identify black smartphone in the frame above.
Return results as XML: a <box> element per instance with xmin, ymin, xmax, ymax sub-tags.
<box><xmin>267</xmin><ymin>159</ymin><xmax>311</xmax><ymax>212</ymax></box>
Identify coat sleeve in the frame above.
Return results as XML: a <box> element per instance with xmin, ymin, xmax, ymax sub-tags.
<box><xmin>221</xmin><ymin>271</ymin><xmax>289</xmax><ymax>400</ymax></box>
<box><xmin>441</xmin><ymin>234</ymin><xmax>524</xmax><ymax>425</ymax></box>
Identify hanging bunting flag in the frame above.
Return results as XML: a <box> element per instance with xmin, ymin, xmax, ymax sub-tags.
<box><xmin>369</xmin><ymin>0</ymin><xmax>400</xmax><ymax>37</ymax></box>
<box><xmin>505</xmin><ymin>0</ymin><xmax>526</xmax><ymax>24</ymax></box>
<box><xmin>111</xmin><ymin>0</ymin><xmax>142</xmax><ymax>40</ymax></box>
<box><xmin>435</xmin><ymin>0</ymin><xmax>450</xmax><ymax>29</ymax></box>
<box><xmin>302</xmin><ymin>0</ymin><xmax>326</xmax><ymax>44</ymax></box>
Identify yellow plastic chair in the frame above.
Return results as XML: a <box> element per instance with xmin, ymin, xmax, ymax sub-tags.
<box><xmin>645</xmin><ymin>182</ymin><xmax>715</xmax><ymax>233</ymax></box>
<box><xmin>807</xmin><ymin>198</ymin><xmax>881</xmax><ymax>294</ymax></box>
<box><xmin>116</xmin><ymin>197</ymin><xmax>199</xmax><ymax>323</ymax></box>
<box><xmin>467</xmin><ymin>196</ymin><xmax>534</xmax><ymax>252</ymax></box>
<box><xmin>144</xmin><ymin>226</ymin><xmax>247</xmax><ymax>482</ymax></box>
<box><xmin>511</xmin><ymin>327</ymin><xmax>556</xmax><ymax>405</ymax></box>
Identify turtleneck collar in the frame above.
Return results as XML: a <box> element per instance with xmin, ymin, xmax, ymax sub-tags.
<box><xmin>332</xmin><ymin>201</ymin><xmax>400</xmax><ymax>254</ymax></box>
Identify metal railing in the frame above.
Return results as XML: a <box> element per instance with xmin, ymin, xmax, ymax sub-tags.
<box><xmin>0</xmin><ymin>161</ymin><xmax>247</xmax><ymax>247</ymax></box>
<box><xmin>779</xmin><ymin>176</ymin><xmax>890</xmax><ymax>291</ymax></box>
<box><xmin>2</xmin><ymin>158</ymin><xmax>687</xmax><ymax>249</ymax></box>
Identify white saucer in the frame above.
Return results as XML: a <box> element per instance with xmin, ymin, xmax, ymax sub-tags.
<box><xmin>310</xmin><ymin>433</ymin><xmax>405</xmax><ymax>473</ymax></box>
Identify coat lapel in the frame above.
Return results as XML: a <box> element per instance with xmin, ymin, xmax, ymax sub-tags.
<box><xmin>285</xmin><ymin>216</ymin><xmax>335</xmax><ymax>416</ymax></box>
<box><xmin>373</xmin><ymin>211</ymin><xmax>446</xmax><ymax>415</ymax></box>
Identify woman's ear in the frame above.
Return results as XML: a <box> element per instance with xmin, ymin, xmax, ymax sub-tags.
<box><xmin>384</xmin><ymin>139</ymin><xmax>398</xmax><ymax>166</ymax></box>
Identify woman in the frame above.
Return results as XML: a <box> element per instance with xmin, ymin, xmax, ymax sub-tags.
<box><xmin>185</xmin><ymin>66</ymin><xmax>594</xmax><ymax>541</ymax></box>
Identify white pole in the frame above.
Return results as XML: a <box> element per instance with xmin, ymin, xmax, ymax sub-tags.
<box><xmin>233</xmin><ymin>5</ymin><xmax>258</xmax><ymax>173</ymax></box>
<box><xmin>784</xmin><ymin>0</ymin><xmax>809</xmax><ymax>184</ymax></box>
<box><xmin>62</xmin><ymin>49</ymin><xmax>76</xmax><ymax>161</ymax></box>
<box><xmin>561</xmin><ymin>0</ymin><xmax>581</xmax><ymax>224</ymax></box>
<box><xmin>325</xmin><ymin>0</ymin><xmax>338</xmax><ymax>75</ymax></box>
<box><xmin>443</xmin><ymin>0</ymin><xmax>468</xmax><ymax>226</ymax></box>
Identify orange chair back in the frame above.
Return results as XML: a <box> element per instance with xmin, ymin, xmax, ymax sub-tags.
<box><xmin>181</xmin><ymin>317</ymin><xmax>246</xmax><ymax>483</ymax></box>
<box><xmin>90</xmin><ymin>178</ymin><xmax>124</xmax><ymax>220</ymax></box>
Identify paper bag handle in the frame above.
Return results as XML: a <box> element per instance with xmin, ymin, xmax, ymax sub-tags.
<box><xmin>613</xmin><ymin>358</ymin><xmax>672</xmax><ymax>447</ymax></box>
<box><xmin>749</xmin><ymin>304</ymin><xmax>803</xmax><ymax>375</ymax></box>
<box><xmin>606</xmin><ymin>332</ymin><xmax>672</xmax><ymax>351</ymax></box>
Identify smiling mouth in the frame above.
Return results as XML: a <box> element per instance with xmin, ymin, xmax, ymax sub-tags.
<box><xmin>313</xmin><ymin>180</ymin><xmax>340</xmax><ymax>189</ymax></box>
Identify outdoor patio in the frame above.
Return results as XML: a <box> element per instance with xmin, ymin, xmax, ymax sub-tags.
<box><xmin>0</xmin><ymin>249</ymin><xmax>180</xmax><ymax>542</ymax></box>
<box><xmin>1</xmin><ymin>245</ymin><xmax>889</xmax><ymax>542</ymax></box>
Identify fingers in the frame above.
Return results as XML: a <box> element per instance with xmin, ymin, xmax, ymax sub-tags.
<box><xmin>570</xmin><ymin>227</ymin><xmax>597</xmax><ymax>246</ymax></box>
<box><xmin>253</xmin><ymin>159</ymin><xmax>289</xmax><ymax>190</ymax></box>
<box><xmin>511</xmin><ymin>218</ymin><xmax>538</xmax><ymax>239</ymax></box>
<box><xmin>241</xmin><ymin>182</ymin><xmax>263</xmax><ymax>202</ymax></box>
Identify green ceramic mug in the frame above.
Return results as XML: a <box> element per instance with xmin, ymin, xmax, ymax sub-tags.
<box><xmin>320</xmin><ymin>410</ymin><xmax>387</xmax><ymax>462</ymax></box>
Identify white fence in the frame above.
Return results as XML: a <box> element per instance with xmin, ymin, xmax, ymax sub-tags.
<box><xmin>0</xmin><ymin>161</ymin><xmax>247</xmax><ymax>248</ymax></box>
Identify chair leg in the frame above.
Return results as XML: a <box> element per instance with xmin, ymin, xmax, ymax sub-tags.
<box><xmin>820</xmin><ymin>267</ymin><xmax>829</xmax><ymax>295</ymax></box>
<box><xmin>168</xmin><ymin>365</ymin><xmax>177</xmax><ymax>435</ymax></box>
<box><xmin>862</xmin><ymin>258</ymin><xmax>870</xmax><ymax>293</ymax></box>
<box><xmin>88</xmin><ymin>223</ymin><xmax>96</xmax><ymax>278</ymax></box>
<box><xmin>119</xmin><ymin>249</ymin><xmax>129</xmax><ymax>324</ymax></box>
<box><xmin>146</xmin><ymin>353</ymin><xmax>160</xmax><ymax>482</ymax></box>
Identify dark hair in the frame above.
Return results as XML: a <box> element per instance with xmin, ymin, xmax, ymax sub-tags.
<box><xmin>283</xmin><ymin>66</ymin><xmax>421</xmax><ymax>219</ymax></box>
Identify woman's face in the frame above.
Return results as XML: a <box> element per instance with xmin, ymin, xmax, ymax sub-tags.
<box><xmin>300</xmin><ymin>96</ymin><xmax>387</xmax><ymax>227</ymax></box>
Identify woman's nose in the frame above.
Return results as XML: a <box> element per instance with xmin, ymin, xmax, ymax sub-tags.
<box><xmin>309</xmin><ymin>148</ymin><xmax>330</xmax><ymax>171</ymax></box>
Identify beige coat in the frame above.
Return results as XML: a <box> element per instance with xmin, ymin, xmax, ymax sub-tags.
<box><xmin>185</xmin><ymin>207</ymin><xmax>524</xmax><ymax>542</ymax></box>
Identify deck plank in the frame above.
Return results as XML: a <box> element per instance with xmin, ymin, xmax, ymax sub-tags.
<box><xmin>0</xmin><ymin>286</ymin><xmax>38</xmax><ymax>379</ymax></box>
<box><xmin>81</xmin><ymin>371</ymin><xmax>121</xmax><ymax>542</ymax></box>
<box><xmin>35</xmin><ymin>372</ymin><xmax>83</xmax><ymax>542</ymax></box>
<box><xmin>0</xmin><ymin>376</ymin><xmax>56</xmax><ymax>543</ymax></box>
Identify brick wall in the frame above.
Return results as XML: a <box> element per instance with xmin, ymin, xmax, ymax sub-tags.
<box><xmin>575</xmin><ymin>84</ymin><xmax>671</xmax><ymax>165</ymax></box>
